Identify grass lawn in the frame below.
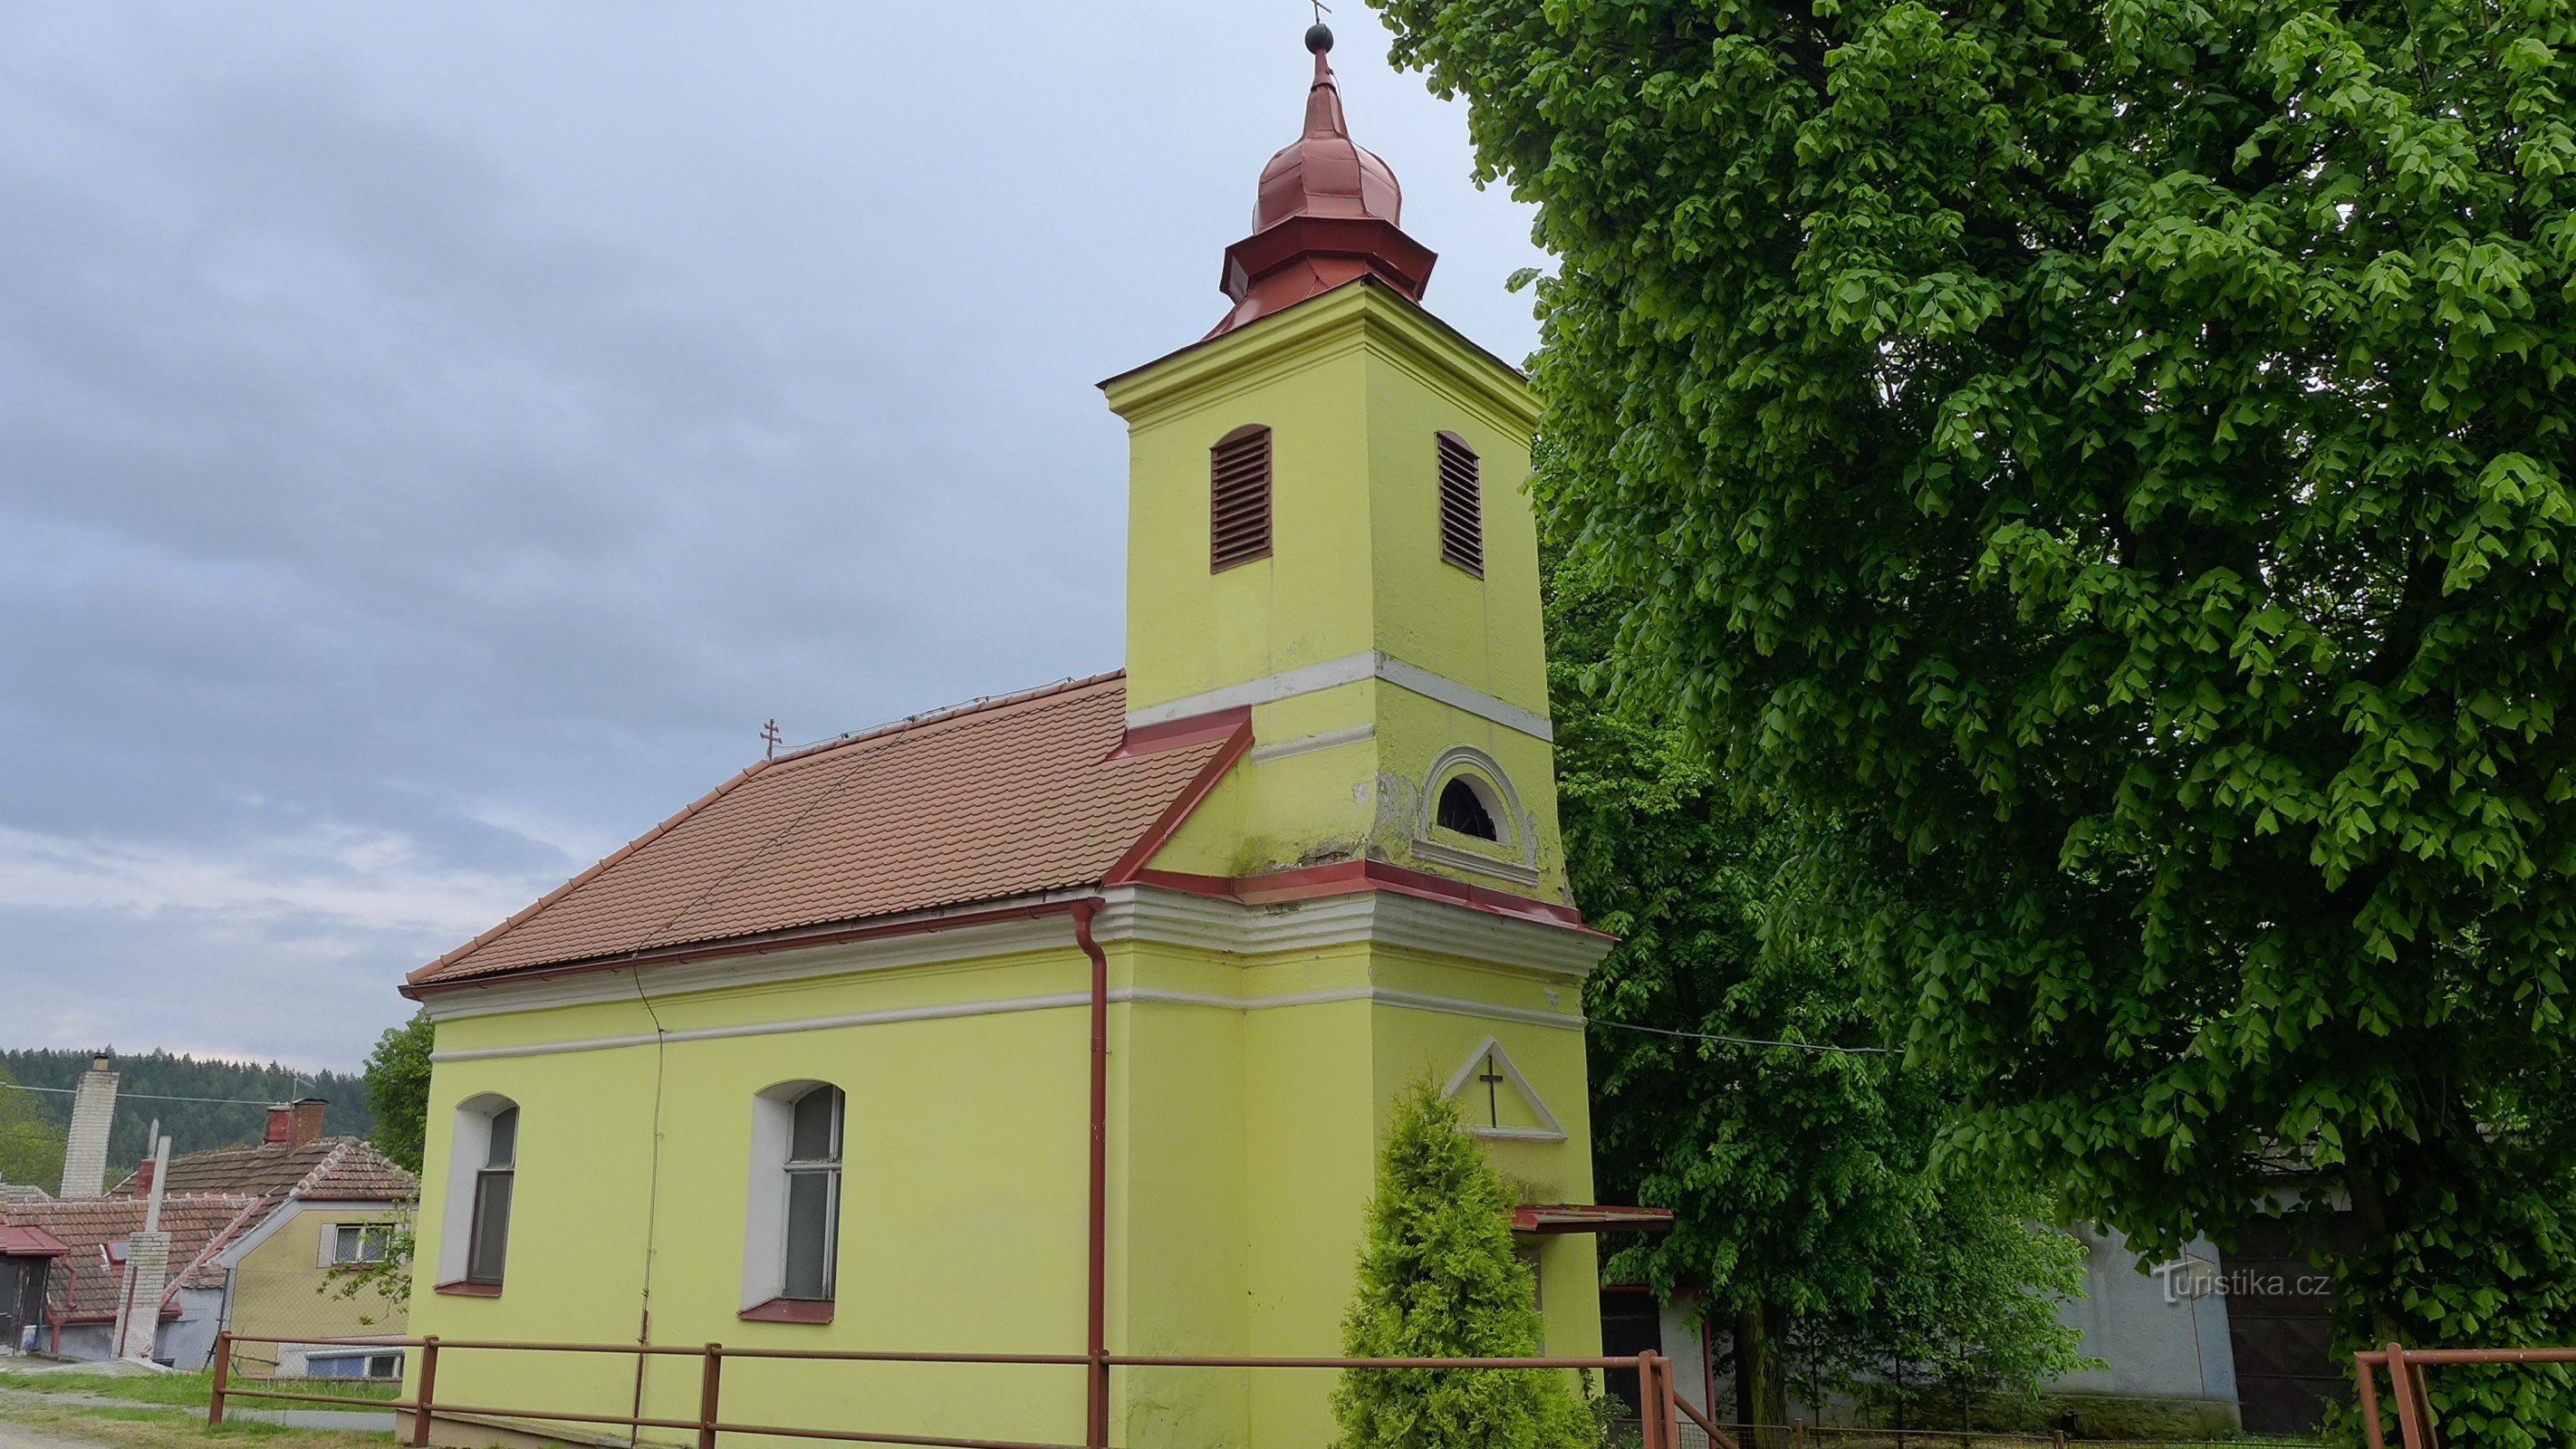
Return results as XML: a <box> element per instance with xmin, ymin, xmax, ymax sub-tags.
<box><xmin>0</xmin><ymin>1369</ymin><xmax>406</xmax><ymax>1449</ymax></box>
<box><xmin>0</xmin><ymin>1373</ymin><xmax>398</xmax><ymax>1408</ymax></box>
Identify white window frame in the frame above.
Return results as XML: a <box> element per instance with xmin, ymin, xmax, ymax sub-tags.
<box><xmin>742</xmin><ymin>1081</ymin><xmax>845</xmax><ymax>1310</ymax></box>
<box><xmin>321</xmin><ymin>1222</ymin><xmax>395</xmax><ymax>1268</ymax></box>
<box><xmin>437</xmin><ymin>1094</ymin><xmax>518</xmax><ymax>1289</ymax></box>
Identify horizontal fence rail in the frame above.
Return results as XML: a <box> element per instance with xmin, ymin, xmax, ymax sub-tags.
<box><xmin>207</xmin><ymin>1331</ymin><xmax>1713</xmax><ymax>1449</ymax></box>
<box><xmin>2354</xmin><ymin>1342</ymin><xmax>2576</xmax><ymax>1449</ymax></box>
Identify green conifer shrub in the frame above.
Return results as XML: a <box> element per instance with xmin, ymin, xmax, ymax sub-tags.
<box><xmin>1332</xmin><ymin>1078</ymin><xmax>1592</xmax><ymax>1449</ymax></box>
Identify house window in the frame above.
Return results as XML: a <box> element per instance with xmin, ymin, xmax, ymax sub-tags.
<box><xmin>1210</xmin><ymin>425</ymin><xmax>1273</xmax><ymax>571</ymax></box>
<box><xmin>329</xmin><ymin>1224</ymin><xmax>394</xmax><ymax>1265</ymax></box>
<box><xmin>466</xmin><ymin>1106</ymin><xmax>516</xmax><ymax>1286</ymax></box>
<box><xmin>782</xmin><ymin>1086</ymin><xmax>844</xmax><ymax>1300</ymax></box>
<box><xmin>308</xmin><ymin>1350</ymin><xmax>404</xmax><ymax>1380</ymax></box>
<box><xmin>1435</xmin><ymin>431</ymin><xmax>1482</xmax><ymax>577</ymax></box>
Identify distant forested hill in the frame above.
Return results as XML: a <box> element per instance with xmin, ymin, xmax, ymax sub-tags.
<box><xmin>0</xmin><ymin>1049</ymin><xmax>373</xmax><ymax>1170</ymax></box>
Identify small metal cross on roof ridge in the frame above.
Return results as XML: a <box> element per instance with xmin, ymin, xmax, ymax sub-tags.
<box><xmin>1479</xmin><ymin>1050</ymin><xmax>1506</xmax><ymax>1128</ymax></box>
<box><xmin>762</xmin><ymin>718</ymin><xmax>783</xmax><ymax>760</ymax></box>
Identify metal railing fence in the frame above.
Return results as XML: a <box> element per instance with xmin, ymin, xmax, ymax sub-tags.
<box><xmin>2353</xmin><ymin>1342</ymin><xmax>2576</xmax><ymax>1449</ymax></box>
<box><xmin>208</xmin><ymin>1331</ymin><xmax>1731</xmax><ymax>1449</ymax></box>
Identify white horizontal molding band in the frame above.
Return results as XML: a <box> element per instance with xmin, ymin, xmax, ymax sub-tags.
<box><xmin>428</xmin><ymin>984</ymin><xmax>1583</xmax><ymax>1063</ymax></box>
<box><xmin>1126</xmin><ymin>651</ymin><xmax>1552</xmax><ymax>743</ymax></box>
<box><xmin>1246</xmin><ymin>723</ymin><xmax>1375</xmax><ymax>765</ymax></box>
<box><xmin>421</xmin><ymin>882</ymin><xmax>1606</xmax><ymax>1025</ymax></box>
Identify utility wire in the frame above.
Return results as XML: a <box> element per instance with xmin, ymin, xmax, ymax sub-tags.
<box><xmin>0</xmin><ymin>1082</ymin><xmax>294</xmax><ymax>1105</ymax></box>
<box><xmin>1584</xmin><ymin>1016</ymin><xmax>1897</xmax><ymax>1056</ymax></box>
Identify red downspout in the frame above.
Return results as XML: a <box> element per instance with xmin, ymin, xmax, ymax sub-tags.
<box><xmin>1072</xmin><ymin>898</ymin><xmax>1110</xmax><ymax>1449</ymax></box>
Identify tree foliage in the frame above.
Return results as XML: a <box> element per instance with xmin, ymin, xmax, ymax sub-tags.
<box><xmin>1375</xmin><ymin>0</ymin><xmax>2576</xmax><ymax>1436</ymax></box>
<box><xmin>0</xmin><ymin>1068</ymin><xmax>70</xmax><ymax>1188</ymax></box>
<box><xmin>1552</xmin><ymin>559</ymin><xmax>2088</xmax><ymax>1430</ymax></box>
<box><xmin>360</xmin><ymin>1011</ymin><xmax>435</xmax><ymax>1175</ymax></box>
<box><xmin>0</xmin><ymin>1049</ymin><xmax>372</xmax><ymax>1164</ymax></box>
<box><xmin>1334</xmin><ymin>1078</ymin><xmax>1591</xmax><ymax>1449</ymax></box>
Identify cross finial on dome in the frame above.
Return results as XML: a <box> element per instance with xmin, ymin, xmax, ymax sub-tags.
<box><xmin>1204</xmin><ymin>24</ymin><xmax>1437</xmax><ymax>337</ymax></box>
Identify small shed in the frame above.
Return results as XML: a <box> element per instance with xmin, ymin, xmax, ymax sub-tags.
<box><xmin>0</xmin><ymin>1224</ymin><xmax>72</xmax><ymax>1354</ymax></box>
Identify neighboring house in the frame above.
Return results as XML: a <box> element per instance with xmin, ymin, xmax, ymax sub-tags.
<box><xmin>114</xmin><ymin>1101</ymin><xmax>419</xmax><ymax>1378</ymax></box>
<box><xmin>401</xmin><ymin>29</ymin><xmax>1655</xmax><ymax>1449</ymax></box>
<box><xmin>0</xmin><ymin>1099</ymin><xmax>418</xmax><ymax>1370</ymax></box>
<box><xmin>0</xmin><ymin>1192</ymin><xmax>264</xmax><ymax>1363</ymax></box>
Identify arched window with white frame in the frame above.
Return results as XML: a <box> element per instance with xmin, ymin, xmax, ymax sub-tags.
<box><xmin>743</xmin><ymin>1081</ymin><xmax>845</xmax><ymax>1319</ymax></box>
<box><xmin>437</xmin><ymin>1095</ymin><xmax>519</xmax><ymax>1293</ymax></box>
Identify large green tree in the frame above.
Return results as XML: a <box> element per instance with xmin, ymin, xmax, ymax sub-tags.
<box><xmin>361</xmin><ymin>1011</ymin><xmax>435</xmax><ymax>1175</ymax></box>
<box><xmin>0</xmin><ymin>1069</ymin><xmax>69</xmax><ymax>1188</ymax></box>
<box><xmin>1376</xmin><ymin>0</ymin><xmax>2576</xmax><ymax>1437</ymax></box>
<box><xmin>1555</xmin><ymin>561</ymin><xmax>2087</xmax><ymax>1435</ymax></box>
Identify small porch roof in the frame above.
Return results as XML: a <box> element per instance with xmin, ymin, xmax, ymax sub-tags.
<box><xmin>0</xmin><ymin>1225</ymin><xmax>72</xmax><ymax>1257</ymax></box>
<box><xmin>1509</xmin><ymin>1204</ymin><xmax>1675</xmax><ymax>1236</ymax></box>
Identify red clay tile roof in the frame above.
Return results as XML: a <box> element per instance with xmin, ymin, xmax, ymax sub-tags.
<box><xmin>115</xmin><ymin>1138</ymin><xmax>417</xmax><ymax>1204</ymax></box>
<box><xmin>0</xmin><ymin>1195</ymin><xmax>265</xmax><ymax>1318</ymax></box>
<box><xmin>411</xmin><ymin>672</ymin><xmax>1239</xmax><ymax>988</ymax></box>
<box><xmin>0</xmin><ymin>1225</ymin><xmax>71</xmax><ymax>1257</ymax></box>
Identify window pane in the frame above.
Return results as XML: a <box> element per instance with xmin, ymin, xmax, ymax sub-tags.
<box><xmin>467</xmin><ymin>1172</ymin><xmax>513</xmax><ymax>1283</ymax></box>
<box><xmin>334</xmin><ymin>1226</ymin><xmax>358</xmax><ymax>1262</ymax></box>
<box><xmin>782</xmin><ymin>1169</ymin><xmax>837</xmax><ymax>1300</ymax></box>
<box><xmin>789</xmin><ymin>1088</ymin><xmax>840</xmax><ymax>1163</ymax></box>
<box><xmin>485</xmin><ymin>1108</ymin><xmax>518</xmax><ymax>1168</ymax></box>
<box><xmin>312</xmin><ymin>1358</ymin><xmax>357</xmax><ymax>1380</ymax></box>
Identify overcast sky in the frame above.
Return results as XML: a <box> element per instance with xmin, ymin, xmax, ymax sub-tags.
<box><xmin>0</xmin><ymin>4</ymin><xmax>1548</xmax><ymax>1071</ymax></box>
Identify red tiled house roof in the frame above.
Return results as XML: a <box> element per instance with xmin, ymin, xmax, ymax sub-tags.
<box><xmin>115</xmin><ymin>1138</ymin><xmax>418</xmax><ymax>1204</ymax></box>
<box><xmin>409</xmin><ymin>673</ymin><xmax>1244</xmax><ymax>989</ymax></box>
<box><xmin>0</xmin><ymin>1195</ymin><xmax>265</xmax><ymax>1321</ymax></box>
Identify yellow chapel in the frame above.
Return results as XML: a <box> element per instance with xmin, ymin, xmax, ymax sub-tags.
<box><xmin>398</xmin><ymin>28</ymin><xmax>1643</xmax><ymax>1449</ymax></box>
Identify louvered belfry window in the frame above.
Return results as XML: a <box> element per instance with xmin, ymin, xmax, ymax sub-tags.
<box><xmin>1210</xmin><ymin>425</ymin><xmax>1274</xmax><ymax>571</ymax></box>
<box><xmin>1436</xmin><ymin>431</ymin><xmax>1483</xmax><ymax>577</ymax></box>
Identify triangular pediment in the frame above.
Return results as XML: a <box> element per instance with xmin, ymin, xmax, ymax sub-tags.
<box><xmin>1441</xmin><ymin>1037</ymin><xmax>1565</xmax><ymax>1143</ymax></box>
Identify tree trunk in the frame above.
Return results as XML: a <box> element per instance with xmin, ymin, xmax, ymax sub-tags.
<box><xmin>1735</xmin><ymin>1303</ymin><xmax>1793</xmax><ymax>1449</ymax></box>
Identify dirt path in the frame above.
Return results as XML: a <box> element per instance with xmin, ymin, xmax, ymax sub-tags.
<box><xmin>0</xmin><ymin>1412</ymin><xmax>120</xmax><ymax>1449</ymax></box>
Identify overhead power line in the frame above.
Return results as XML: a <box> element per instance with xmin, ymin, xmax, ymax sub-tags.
<box><xmin>0</xmin><ymin>1081</ymin><xmax>289</xmax><ymax>1106</ymax></box>
<box><xmin>1585</xmin><ymin>1016</ymin><xmax>1897</xmax><ymax>1056</ymax></box>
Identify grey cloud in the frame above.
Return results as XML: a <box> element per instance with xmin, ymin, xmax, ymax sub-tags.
<box><xmin>0</xmin><ymin>0</ymin><xmax>1545</xmax><ymax>1068</ymax></box>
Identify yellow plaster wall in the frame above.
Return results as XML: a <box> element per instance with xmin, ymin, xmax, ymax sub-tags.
<box><xmin>1108</xmin><ymin>285</ymin><xmax>1569</xmax><ymax>901</ymax></box>
<box><xmin>409</xmin><ymin>929</ymin><xmax>1600</xmax><ymax>1449</ymax></box>
<box><xmin>225</xmin><ymin>1208</ymin><xmax>409</xmax><ymax>1375</ymax></box>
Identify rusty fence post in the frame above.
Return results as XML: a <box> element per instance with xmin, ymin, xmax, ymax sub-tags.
<box><xmin>698</xmin><ymin>1344</ymin><xmax>724</xmax><ymax>1449</ymax></box>
<box><xmin>411</xmin><ymin>1336</ymin><xmax>440</xmax><ymax>1449</ymax></box>
<box><xmin>1641</xmin><ymin>1353</ymin><xmax>1668</xmax><ymax>1449</ymax></box>
<box><xmin>207</xmin><ymin>1332</ymin><xmax>231</xmax><ymax>1427</ymax></box>
<box><xmin>2356</xmin><ymin>1351</ymin><xmax>2388</xmax><ymax>1449</ymax></box>
<box><xmin>2381</xmin><ymin>1343</ymin><xmax>2430</xmax><ymax>1449</ymax></box>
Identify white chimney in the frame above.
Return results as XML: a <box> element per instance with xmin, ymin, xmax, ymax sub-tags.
<box><xmin>60</xmin><ymin>1051</ymin><xmax>117</xmax><ymax>1199</ymax></box>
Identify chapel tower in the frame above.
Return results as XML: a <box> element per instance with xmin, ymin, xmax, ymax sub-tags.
<box><xmin>1103</xmin><ymin>25</ymin><xmax>1564</xmax><ymax>903</ymax></box>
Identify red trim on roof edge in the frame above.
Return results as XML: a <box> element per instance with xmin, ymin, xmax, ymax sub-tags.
<box><xmin>1103</xmin><ymin>719</ymin><xmax>1254</xmax><ymax>884</ymax></box>
<box><xmin>1129</xmin><ymin>859</ymin><xmax>1600</xmax><ymax>933</ymax></box>
<box><xmin>1107</xmin><ymin>706</ymin><xmax>1250</xmax><ymax>761</ymax></box>
<box><xmin>405</xmin><ymin>898</ymin><xmax>1096</xmax><ymax>999</ymax></box>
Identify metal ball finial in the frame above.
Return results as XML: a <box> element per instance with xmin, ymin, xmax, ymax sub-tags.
<box><xmin>1305</xmin><ymin>22</ymin><xmax>1333</xmax><ymax>54</ymax></box>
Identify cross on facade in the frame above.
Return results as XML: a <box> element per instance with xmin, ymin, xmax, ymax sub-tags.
<box><xmin>1478</xmin><ymin>1051</ymin><xmax>1506</xmax><ymax>1128</ymax></box>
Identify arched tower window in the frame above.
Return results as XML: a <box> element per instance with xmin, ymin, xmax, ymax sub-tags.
<box><xmin>1437</xmin><ymin>777</ymin><xmax>1499</xmax><ymax>840</ymax></box>
<box><xmin>1211</xmin><ymin>425</ymin><xmax>1274</xmax><ymax>571</ymax></box>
